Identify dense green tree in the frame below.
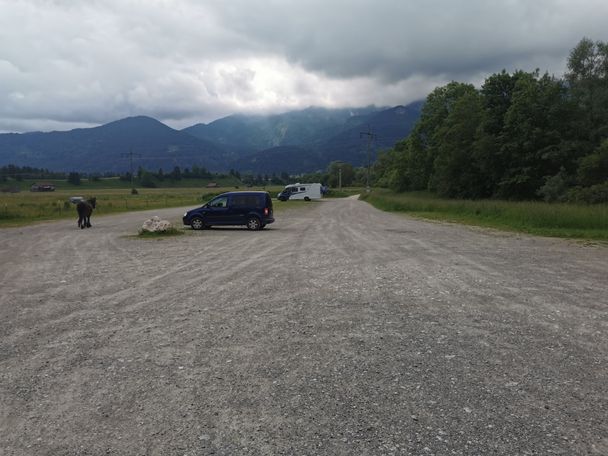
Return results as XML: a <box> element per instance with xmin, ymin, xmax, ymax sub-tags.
<box><xmin>140</xmin><ymin>171</ymin><xmax>156</xmax><ymax>188</ymax></box>
<box><xmin>577</xmin><ymin>140</ymin><xmax>608</xmax><ymax>186</ymax></box>
<box><xmin>298</xmin><ymin>171</ymin><xmax>327</xmax><ymax>185</ymax></box>
<box><xmin>326</xmin><ymin>161</ymin><xmax>354</xmax><ymax>187</ymax></box>
<box><xmin>270</xmin><ymin>173</ymin><xmax>284</xmax><ymax>185</ymax></box>
<box><xmin>566</xmin><ymin>38</ymin><xmax>608</xmax><ymax>144</ymax></box>
<box><xmin>373</xmin><ymin>147</ymin><xmax>401</xmax><ymax>188</ymax></box>
<box><xmin>67</xmin><ymin>172</ymin><xmax>81</xmax><ymax>185</ymax></box>
<box><xmin>473</xmin><ymin>70</ymin><xmax>528</xmax><ymax>195</ymax></box>
<box><xmin>170</xmin><ymin>166</ymin><xmax>182</xmax><ymax>180</ymax></box>
<box><xmin>430</xmin><ymin>88</ymin><xmax>486</xmax><ymax>198</ymax></box>
<box><xmin>497</xmin><ymin>72</ymin><xmax>575</xmax><ymax>199</ymax></box>
<box><xmin>404</xmin><ymin>82</ymin><xmax>478</xmax><ymax>191</ymax></box>
<box><xmin>373</xmin><ymin>139</ymin><xmax>413</xmax><ymax>191</ymax></box>
<box><xmin>372</xmin><ymin>38</ymin><xmax>607</xmax><ymax>202</ymax></box>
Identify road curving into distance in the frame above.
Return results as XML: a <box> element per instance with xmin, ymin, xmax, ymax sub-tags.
<box><xmin>1</xmin><ymin>196</ymin><xmax>607</xmax><ymax>455</ymax></box>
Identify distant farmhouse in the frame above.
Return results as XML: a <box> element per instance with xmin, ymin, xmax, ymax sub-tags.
<box><xmin>30</xmin><ymin>183</ymin><xmax>56</xmax><ymax>192</ymax></box>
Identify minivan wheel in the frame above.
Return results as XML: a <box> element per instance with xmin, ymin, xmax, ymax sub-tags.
<box><xmin>191</xmin><ymin>217</ymin><xmax>205</xmax><ymax>230</ymax></box>
<box><xmin>246</xmin><ymin>216</ymin><xmax>261</xmax><ymax>230</ymax></box>
<box><xmin>304</xmin><ymin>196</ymin><xmax>311</xmax><ymax>201</ymax></box>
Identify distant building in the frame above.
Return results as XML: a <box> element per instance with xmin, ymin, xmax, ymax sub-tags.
<box><xmin>30</xmin><ymin>183</ymin><xmax>56</xmax><ymax>192</ymax></box>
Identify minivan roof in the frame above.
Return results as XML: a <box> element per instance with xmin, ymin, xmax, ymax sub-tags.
<box><xmin>219</xmin><ymin>191</ymin><xmax>269</xmax><ymax>195</ymax></box>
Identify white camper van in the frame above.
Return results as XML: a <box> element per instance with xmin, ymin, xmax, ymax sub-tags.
<box><xmin>277</xmin><ymin>183</ymin><xmax>322</xmax><ymax>201</ymax></box>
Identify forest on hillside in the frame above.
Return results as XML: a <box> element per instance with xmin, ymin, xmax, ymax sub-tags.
<box><xmin>374</xmin><ymin>38</ymin><xmax>608</xmax><ymax>203</ymax></box>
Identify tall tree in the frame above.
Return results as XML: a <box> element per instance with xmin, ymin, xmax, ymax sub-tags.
<box><xmin>67</xmin><ymin>172</ymin><xmax>81</xmax><ymax>185</ymax></box>
<box><xmin>170</xmin><ymin>166</ymin><xmax>182</xmax><ymax>180</ymax></box>
<box><xmin>431</xmin><ymin>88</ymin><xmax>485</xmax><ymax>198</ymax></box>
<box><xmin>473</xmin><ymin>70</ymin><xmax>527</xmax><ymax>195</ymax></box>
<box><xmin>566</xmin><ymin>38</ymin><xmax>608</xmax><ymax>144</ymax></box>
<box><xmin>403</xmin><ymin>82</ymin><xmax>478</xmax><ymax>191</ymax></box>
<box><xmin>498</xmin><ymin>72</ymin><xmax>574</xmax><ymax>199</ymax></box>
<box><xmin>327</xmin><ymin>161</ymin><xmax>354</xmax><ymax>187</ymax></box>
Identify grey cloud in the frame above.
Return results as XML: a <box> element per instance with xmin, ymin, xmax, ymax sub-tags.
<box><xmin>1</xmin><ymin>0</ymin><xmax>608</xmax><ymax>132</ymax></box>
<box><xmin>211</xmin><ymin>0</ymin><xmax>608</xmax><ymax>81</ymax></box>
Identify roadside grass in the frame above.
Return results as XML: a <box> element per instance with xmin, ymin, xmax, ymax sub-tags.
<box><xmin>137</xmin><ymin>226</ymin><xmax>185</xmax><ymax>238</ymax></box>
<box><xmin>0</xmin><ymin>186</ymin><xmax>286</xmax><ymax>227</ymax></box>
<box><xmin>325</xmin><ymin>187</ymin><xmax>362</xmax><ymax>198</ymax></box>
<box><xmin>360</xmin><ymin>190</ymin><xmax>608</xmax><ymax>241</ymax></box>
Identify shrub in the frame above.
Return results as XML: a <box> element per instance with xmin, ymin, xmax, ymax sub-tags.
<box><xmin>567</xmin><ymin>182</ymin><xmax>608</xmax><ymax>204</ymax></box>
<box><xmin>577</xmin><ymin>140</ymin><xmax>608</xmax><ymax>186</ymax></box>
<box><xmin>538</xmin><ymin>170</ymin><xmax>569</xmax><ymax>202</ymax></box>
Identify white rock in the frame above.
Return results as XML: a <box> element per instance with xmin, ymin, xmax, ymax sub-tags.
<box><xmin>142</xmin><ymin>216</ymin><xmax>173</xmax><ymax>232</ymax></box>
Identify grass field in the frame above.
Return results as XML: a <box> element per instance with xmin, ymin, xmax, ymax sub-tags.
<box><xmin>1</xmin><ymin>176</ymin><xmax>242</xmax><ymax>191</ymax></box>
<box><xmin>360</xmin><ymin>190</ymin><xmax>608</xmax><ymax>241</ymax></box>
<box><xmin>0</xmin><ymin>185</ymin><xmax>291</xmax><ymax>227</ymax></box>
<box><xmin>0</xmin><ymin>178</ymin><xmax>366</xmax><ymax>228</ymax></box>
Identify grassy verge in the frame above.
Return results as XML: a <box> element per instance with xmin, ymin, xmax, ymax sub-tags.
<box><xmin>0</xmin><ymin>186</ymin><xmax>285</xmax><ymax>227</ymax></box>
<box><xmin>137</xmin><ymin>227</ymin><xmax>185</xmax><ymax>238</ymax></box>
<box><xmin>325</xmin><ymin>187</ymin><xmax>363</xmax><ymax>198</ymax></box>
<box><xmin>360</xmin><ymin>190</ymin><xmax>608</xmax><ymax>241</ymax></box>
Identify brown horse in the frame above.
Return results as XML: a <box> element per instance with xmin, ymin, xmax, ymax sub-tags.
<box><xmin>77</xmin><ymin>197</ymin><xmax>96</xmax><ymax>229</ymax></box>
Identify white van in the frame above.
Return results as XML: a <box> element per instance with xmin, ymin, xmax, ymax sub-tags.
<box><xmin>277</xmin><ymin>183</ymin><xmax>322</xmax><ymax>201</ymax></box>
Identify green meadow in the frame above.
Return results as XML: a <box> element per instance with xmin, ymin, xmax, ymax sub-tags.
<box><xmin>360</xmin><ymin>190</ymin><xmax>608</xmax><ymax>241</ymax></box>
<box><xmin>7</xmin><ymin>182</ymin><xmax>600</xmax><ymax>241</ymax></box>
<box><xmin>0</xmin><ymin>182</ymin><xmax>287</xmax><ymax>227</ymax></box>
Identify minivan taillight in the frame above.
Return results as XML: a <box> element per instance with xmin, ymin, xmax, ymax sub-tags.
<box><xmin>264</xmin><ymin>207</ymin><xmax>269</xmax><ymax>216</ymax></box>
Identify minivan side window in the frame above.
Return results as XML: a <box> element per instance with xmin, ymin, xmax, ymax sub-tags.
<box><xmin>209</xmin><ymin>196</ymin><xmax>228</xmax><ymax>208</ymax></box>
<box><xmin>232</xmin><ymin>195</ymin><xmax>261</xmax><ymax>208</ymax></box>
<box><xmin>232</xmin><ymin>195</ymin><xmax>247</xmax><ymax>207</ymax></box>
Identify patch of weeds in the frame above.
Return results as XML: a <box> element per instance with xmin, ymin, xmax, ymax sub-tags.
<box><xmin>137</xmin><ymin>227</ymin><xmax>184</xmax><ymax>238</ymax></box>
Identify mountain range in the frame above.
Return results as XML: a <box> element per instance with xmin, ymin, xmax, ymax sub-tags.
<box><xmin>0</xmin><ymin>102</ymin><xmax>422</xmax><ymax>174</ymax></box>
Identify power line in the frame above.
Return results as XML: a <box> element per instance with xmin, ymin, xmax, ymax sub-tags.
<box><xmin>360</xmin><ymin>126</ymin><xmax>377</xmax><ymax>193</ymax></box>
<box><xmin>120</xmin><ymin>149</ymin><xmax>142</xmax><ymax>190</ymax></box>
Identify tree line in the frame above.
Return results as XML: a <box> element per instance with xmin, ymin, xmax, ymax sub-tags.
<box><xmin>0</xmin><ymin>165</ymin><xmax>66</xmax><ymax>181</ymax></box>
<box><xmin>374</xmin><ymin>38</ymin><xmax>608</xmax><ymax>203</ymax></box>
<box><xmin>1</xmin><ymin>161</ymin><xmax>377</xmax><ymax>190</ymax></box>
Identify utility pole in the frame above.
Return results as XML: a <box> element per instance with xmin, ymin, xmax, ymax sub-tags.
<box><xmin>338</xmin><ymin>166</ymin><xmax>342</xmax><ymax>191</ymax></box>
<box><xmin>360</xmin><ymin>126</ymin><xmax>377</xmax><ymax>193</ymax></box>
<box><xmin>121</xmin><ymin>148</ymin><xmax>141</xmax><ymax>193</ymax></box>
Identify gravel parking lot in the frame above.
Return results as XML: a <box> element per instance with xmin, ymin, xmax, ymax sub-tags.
<box><xmin>1</xmin><ymin>196</ymin><xmax>607</xmax><ymax>455</ymax></box>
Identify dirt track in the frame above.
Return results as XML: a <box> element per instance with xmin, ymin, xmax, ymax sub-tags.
<box><xmin>1</xmin><ymin>196</ymin><xmax>607</xmax><ymax>455</ymax></box>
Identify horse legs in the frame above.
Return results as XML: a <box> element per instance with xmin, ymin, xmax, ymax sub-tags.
<box><xmin>76</xmin><ymin>203</ymin><xmax>93</xmax><ymax>228</ymax></box>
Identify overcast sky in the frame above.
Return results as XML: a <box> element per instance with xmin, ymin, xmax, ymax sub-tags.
<box><xmin>1</xmin><ymin>0</ymin><xmax>607</xmax><ymax>133</ymax></box>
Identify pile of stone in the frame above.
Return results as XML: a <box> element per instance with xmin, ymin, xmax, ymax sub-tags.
<box><xmin>141</xmin><ymin>216</ymin><xmax>173</xmax><ymax>233</ymax></box>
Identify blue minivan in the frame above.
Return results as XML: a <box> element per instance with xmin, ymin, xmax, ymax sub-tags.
<box><xmin>183</xmin><ymin>191</ymin><xmax>274</xmax><ymax>230</ymax></box>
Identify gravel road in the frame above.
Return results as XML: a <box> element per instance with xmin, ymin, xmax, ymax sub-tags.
<box><xmin>1</xmin><ymin>196</ymin><xmax>607</xmax><ymax>455</ymax></box>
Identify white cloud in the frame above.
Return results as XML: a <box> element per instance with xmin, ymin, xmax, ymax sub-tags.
<box><xmin>1</xmin><ymin>0</ymin><xmax>607</xmax><ymax>132</ymax></box>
